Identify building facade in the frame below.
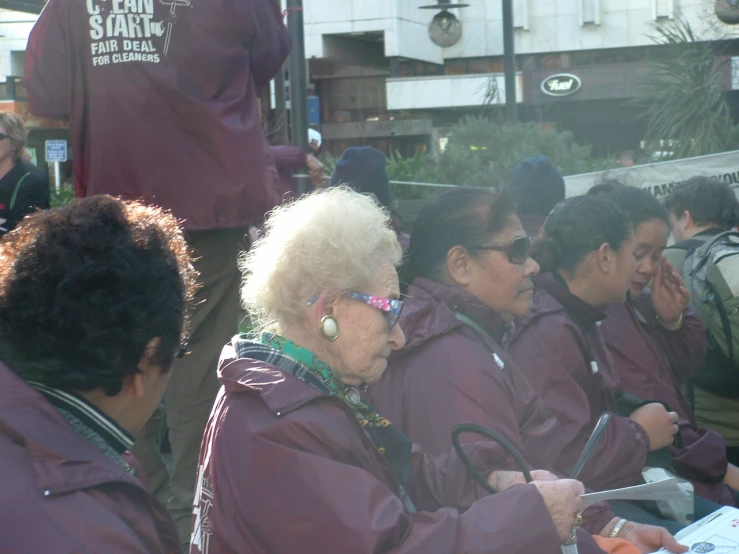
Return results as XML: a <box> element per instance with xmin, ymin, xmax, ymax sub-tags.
<box><xmin>300</xmin><ymin>0</ymin><xmax>738</xmax><ymax>158</ymax></box>
<box><xmin>0</xmin><ymin>1</ymin><xmax>736</xmax><ymax>165</ymax></box>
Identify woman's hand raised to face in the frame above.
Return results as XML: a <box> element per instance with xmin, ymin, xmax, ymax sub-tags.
<box><xmin>531</xmin><ymin>479</ymin><xmax>586</xmax><ymax>542</ymax></box>
<box><xmin>651</xmin><ymin>257</ymin><xmax>690</xmax><ymax>328</ymax></box>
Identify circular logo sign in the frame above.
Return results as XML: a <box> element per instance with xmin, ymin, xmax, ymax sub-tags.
<box><xmin>541</xmin><ymin>73</ymin><xmax>582</xmax><ymax>97</ymax></box>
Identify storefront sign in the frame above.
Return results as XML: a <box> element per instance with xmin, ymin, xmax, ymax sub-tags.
<box><xmin>564</xmin><ymin>150</ymin><xmax>739</xmax><ymax>199</ymax></box>
<box><xmin>322</xmin><ymin>119</ymin><xmax>433</xmax><ymax>140</ymax></box>
<box><xmin>541</xmin><ymin>74</ymin><xmax>582</xmax><ymax>97</ymax></box>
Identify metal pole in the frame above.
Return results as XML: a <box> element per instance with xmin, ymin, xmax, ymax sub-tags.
<box><xmin>53</xmin><ymin>161</ymin><xmax>61</xmax><ymax>192</ymax></box>
<box><xmin>287</xmin><ymin>0</ymin><xmax>310</xmax><ymax>195</ymax></box>
<box><xmin>274</xmin><ymin>66</ymin><xmax>289</xmax><ymax>146</ymax></box>
<box><xmin>502</xmin><ymin>0</ymin><xmax>518</xmax><ymax>123</ymax></box>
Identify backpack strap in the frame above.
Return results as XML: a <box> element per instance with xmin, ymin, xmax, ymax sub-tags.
<box><xmin>9</xmin><ymin>172</ymin><xmax>31</xmax><ymax>211</ymax></box>
<box><xmin>667</xmin><ymin>238</ymin><xmax>704</xmax><ymax>253</ymax></box>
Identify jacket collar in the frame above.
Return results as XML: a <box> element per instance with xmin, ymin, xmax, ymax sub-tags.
<box><xmin>27</xmin><ymin>381</ymin><xmax>133</xmax><ymax>456</ymax></box>
<box><xmin>398</xmin><ymin>278</ymin><xmax>509</xmax><ymax>352</ymax></box>
<box><xmin>0</xmin><ymin>363</ymin><xmax>144</xmax><ymax>497</ymax></box>
<box><xmin>534</xmin><ymin>272</ymin><xmax>607</xmax><ymax>328</ymax></box>
<box><xmin>217</xmin><ymin>343</ymin><xmax>323</xmax><ymax>415</ymax></box>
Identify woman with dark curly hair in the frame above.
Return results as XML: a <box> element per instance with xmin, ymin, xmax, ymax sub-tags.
<box><xmin>0</xmin><ymin>195</ymin><xmax>198</xmax><ymax>554</ymax></box>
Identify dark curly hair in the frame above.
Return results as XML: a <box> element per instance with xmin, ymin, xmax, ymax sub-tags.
<box><xmin>532</xmin><ymin>195</ymin><xmax>632</xmax><ymax>274</ymax></box>
<box><xmin>664</xmin><ymin>176</ymin><xmax>739</xmax><ymax>229</ymax></box>
<box><xmin>405</xmin><ymin>186</ymin><xmax>516</xmax><ymax>284</ymax></box>
<box><xmin>0</xmin><ymin>195</ymin><xmax>198</xmax><ymax>395</ymax></box>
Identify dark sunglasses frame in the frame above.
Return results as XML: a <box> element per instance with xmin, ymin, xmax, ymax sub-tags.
<box><xmin>471</xmin><ymin>236</ymin><xmax>531</xmax><ymax>265</ymax></box>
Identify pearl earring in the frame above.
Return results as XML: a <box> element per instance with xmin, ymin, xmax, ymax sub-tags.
<box><xmin>320</xmin><ymin>315</ymin><xmax>339</xmax><ymax>341</ymax></box>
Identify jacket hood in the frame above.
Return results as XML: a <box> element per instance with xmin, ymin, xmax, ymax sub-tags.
<box><xmin>396</xmin><ymin>278</ymin><xmax>508</xmax><ymax>355</ymax></box>
<box><xmin>217</xmin><ymin>342</ymin><xmax>323</xmax><ymax>416</ymax></box>
<box><xmin>0</xmin><ymin>362</ymin><xmax>144</xmax><ymax>497</ymax></box>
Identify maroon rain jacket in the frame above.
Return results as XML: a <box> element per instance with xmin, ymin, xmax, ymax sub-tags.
<box><xmin>189</xmin><ymin>343</ymin><xmax>602</xmax><ymax>554</ymax></box>
<box><xmin>506</xmin><ymin>274</ymin><xmax>650</xmax><ymax>492</ymax></box>
<box><xmin>24</xmin><ymin>0</ymin><xmax>290</xmax><ymax>231</ymax></box>
<box><xmin>368</xmin><ymin>278</ymin><xmax>614</xmax><ymax>533</ymax></box>
<box><xmin>0</xmin><ymin>362</ymin><xmax>181</xmax><ymax>554</ymax></box>
<box><xmin>603</xmin><ymin>295</ymin><xmax>736</xmax><ymax>506</ymax></box>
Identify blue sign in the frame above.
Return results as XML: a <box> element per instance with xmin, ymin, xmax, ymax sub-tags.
<box><xmin>307</xmin><ymin>95</ymin><xmax>321</xmax><ymax>126</ymax></box>
<box><xmin>45</xmin><ymin>140</ymin><xmax>68</xmax><ymax>163</ymax></box>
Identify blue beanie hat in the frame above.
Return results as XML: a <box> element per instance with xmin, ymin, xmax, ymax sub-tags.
<box><xmin>509</xmin><ymin>156</ymin><xmax>566</xmax><ymax>217</ymax></box>
<box><xmin>329</xmin><ymin>147</ymin><xmax>392</xmax><ymax>207</ymax></box>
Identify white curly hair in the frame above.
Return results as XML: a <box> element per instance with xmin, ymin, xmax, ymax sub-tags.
<box><xmin>240</xmin><ymin>187</ymin><xmax>403</xmax><ymax>334</ymax></box>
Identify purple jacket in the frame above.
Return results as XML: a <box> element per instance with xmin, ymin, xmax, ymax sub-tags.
<box><xmin>190</xmin><ymin>342</ymin><xmax>605</xmax><ymax>554</ymax></box>
<box><xmin>25</xmin><ymin>0</ymin><xmax>290</xmax><ymax>231</ymax></box>
<box><xmin>0</xmin><ymin>362</ymin><xmax>180</xmax><ymax>554</ymax></box>
<box><xmin>368</xmin><ymin>278</ymin><xmax>614</xmax><ymax>534</ymax></box>
<box><xmin>603</xmin><ymin>296</ymin><xmax>735</xmax><ymax>505</ymax></box>
<box><xmin>506</xmin><ymin>274</ymin><xmax>650</xmax><ymax>491</ymax></box>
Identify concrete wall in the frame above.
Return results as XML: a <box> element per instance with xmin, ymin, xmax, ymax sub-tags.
<box><xmin>303</xmin><ymin>0</ymin><xmax>735</xmax><ymax>62</ymax></box>
<box><xmin>303</xmin><ymin>0</ymin><xmax>444</xmax><ymax>64</ymax></box>
<box><xmin>0</xmin><ymin>9</ymin><xmax>37</xmax><ymax>79</ymax></box>
<box><xmin>386</xmin><ymin>72</ymin><xmax>523</xmax><ymax>110</ymax></box>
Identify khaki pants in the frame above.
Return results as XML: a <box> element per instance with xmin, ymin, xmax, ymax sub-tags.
<box><xmin>131</xmin><ymin>227</ymin><xmax>247</xmax><ymax>547</ymax></box>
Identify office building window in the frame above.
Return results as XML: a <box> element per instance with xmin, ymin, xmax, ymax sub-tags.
<box><xmin>653</xmin><ymin>0</ymin><xmax>674</xmax><ymax>19</ymax></box>
<box><xmin>579</xmin><ymin>0</ymin><xmax>601</xmax><ymax>25</ymax></box>
<box><xmin>514</xmin><ymin>0</ymin><xmax>530</xmax><ymax>30</ymax></box>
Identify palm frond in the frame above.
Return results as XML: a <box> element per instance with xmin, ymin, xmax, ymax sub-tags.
<box><xmin>632</xmin><ymin>17</ymin><xmax>737</xmax><ymax>159</ymax></box>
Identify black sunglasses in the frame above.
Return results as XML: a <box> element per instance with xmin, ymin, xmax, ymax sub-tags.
<box><xmin>0</xmin><ymin>134</ymin><xmax>10</xmax><ymax>141</ymax></box>
<box><xmin>471</xmin><ymin>236</ymin><xmax>531</xmax><ymax>265</ymax></box>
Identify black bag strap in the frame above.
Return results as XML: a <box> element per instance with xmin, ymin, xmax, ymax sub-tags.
<box><xmin>9</xmin><ymin>172</ymin><xmax>30</xmax><ymax>211</ymax></box>
<box><xmin>454</xmin><ymin>312</ymin><xmax>497</xmax><ymax>348</ymax></box>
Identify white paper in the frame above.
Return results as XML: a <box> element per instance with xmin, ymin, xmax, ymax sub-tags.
<box><xmin>580</xmin><ymin>478</ymin><xmax>686</xmax><ymax>507</ymax></box>
<box><xmin>651</xmin><ymin>506</ymin><xmax>739</xmax><ymax>553</ymax></box>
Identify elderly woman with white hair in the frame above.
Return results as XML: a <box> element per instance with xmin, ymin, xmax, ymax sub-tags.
<box><xmin>190</xmin><ymin>187</ymin><xmax>601</xmax><ymax>554</ymax></box>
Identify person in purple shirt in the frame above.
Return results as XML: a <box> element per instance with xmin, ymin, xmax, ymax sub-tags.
<box><xmin>600</xmin><ymin>185</ymin><xmax>739</xmax><ymax>506</ymax></box>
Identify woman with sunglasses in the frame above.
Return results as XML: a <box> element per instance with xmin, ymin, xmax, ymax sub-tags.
<box><xmin>368</xmin><ymin>187</ymin><xmax>683</xmax><ymax>553</ymax></box>
<box><xmin>190</xmin><ymin>187</ymin><xmax>610</xmax><ymax>554</ymax></box>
